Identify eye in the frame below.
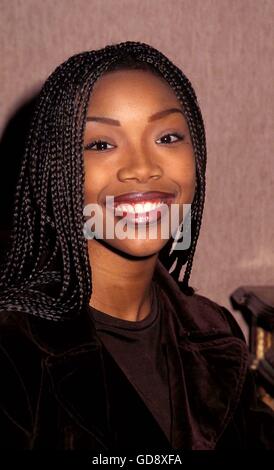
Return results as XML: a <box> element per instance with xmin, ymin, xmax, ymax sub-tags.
<box><xmin>84</xmin><ymin>140</ymin><xmax>115</xmax><ymax>152</ymax></box>
<box><xmin>156</xmin><ymin>133</ymin><xmax>185</xmax><ymax>145</ymax></box>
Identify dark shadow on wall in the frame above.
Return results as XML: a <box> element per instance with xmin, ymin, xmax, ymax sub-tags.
<box><xmin>0</xmin><ymin>93</ymin><xmax>40</xmax><ymax>265</ymax></box>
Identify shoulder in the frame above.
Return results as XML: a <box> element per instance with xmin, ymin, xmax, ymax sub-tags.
<box><xmin>158</xmin><ymin>276</ymin><xmax>245</xmax><ymax>340</ymax></box>
<box><xmin>0</xmin><ymin>308</ymin><xmax>67</xmax><ymax>411</ymax></box>
<box><xmin>187</xmin><ymin>292</ymin><xmax>246</xmax><ymax>340</ymax></box>
<box><xmin>0</xmin><ymin>306</ymin><xmax>98</xmax><ymax>361</ymax></box>
<box><xmin>0</xmin><ymin>310</ymin><xmax>45</xmax><ymax>447</ymax></box>
<box><xmin>0</xmin><ymin>309</ymin><xmax>48</xmax><ymax>391</ymax></box>
<box><xmin>0</xmin><ymin>309</ymin><xmax>40</xmax><ymax>358</ymax></box>
<box><xmin>155</xmin><ymin>260</ymin><xmax>245</xmax><ymax>340</ymax></box>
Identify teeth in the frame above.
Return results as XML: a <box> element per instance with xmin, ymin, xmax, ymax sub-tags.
<box><xmin>114</xmin><ymin>201</ymin><xmax>167</xmax><ymax>214</ymax></box>
<box><xmin>144</xmin><ymin>202</ymin><xmax>151</xmax><ymax>212</ymax></box>
<box><xmin>114</xmin><ymin>204</ymin><xmax>133</xmax><ymax>214</ymax></box>
<box><xmin>135</xmin><ymin>203</ymin><xmax>143</xmax><ymax>212</ymax></box>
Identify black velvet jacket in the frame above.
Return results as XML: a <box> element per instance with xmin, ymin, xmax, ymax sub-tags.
<box><xmin>0</xmin><ymin>260</ymin><xmax>273</xmax><ymax>450</ymax></box>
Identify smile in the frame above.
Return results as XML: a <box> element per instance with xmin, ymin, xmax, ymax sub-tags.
<box><xmin>111</xmin><ymin>199</ymin><xmax>173</xmax><ymax>225</ymax></box>
<box><xmin>115</xmin><ymin>200</ymin><xmax>167</xmax><ymax>214</ymax></box>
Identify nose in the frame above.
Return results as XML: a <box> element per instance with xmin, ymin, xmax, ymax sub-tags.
<box><xmin>117</xmin><ymin>148</ymin><xmax>163</xmax><ymax>183</ymax></box>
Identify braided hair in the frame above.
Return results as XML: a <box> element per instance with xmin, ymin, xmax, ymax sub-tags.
<box><xmin>0</xmin><ymin>41</ymin><xmax>207</xmax><ymax>321</ymax></box>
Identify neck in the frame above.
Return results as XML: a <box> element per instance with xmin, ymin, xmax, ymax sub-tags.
<box><xmin>88</xmin><ymin>239</ymin><xmax>158</xmax><ymax>322</ymax></box>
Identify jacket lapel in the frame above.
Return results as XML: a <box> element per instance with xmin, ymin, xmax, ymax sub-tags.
<box><xmin>155</xmin><ymin>259</ymin><xmax>249</xmax><ymax>449</ymax></box>
<box><xmin>174</xmin><ymin>332</ymin><xmax>248</xmax><ymax>449</ymax></box>
<box><xmin>44</xmin><ymin>341</ymin><xmax>112</xmax><ymax>450</ymax></box>
<box><xmin>27</xmin><ymin>306</ymin><xmax>113</xmax><ymax>449</ymax></box>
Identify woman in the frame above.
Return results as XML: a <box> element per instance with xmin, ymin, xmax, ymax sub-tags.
<box><xmin>0</xmin><ymin>41</ymin><xmax>273</xmax><ymax>450</ymax></box>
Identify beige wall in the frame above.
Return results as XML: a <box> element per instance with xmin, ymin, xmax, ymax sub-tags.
<box><xmin>1</xmin><ymin>0</ymin><xmax>274</xmax><ymax>335</ymax></box>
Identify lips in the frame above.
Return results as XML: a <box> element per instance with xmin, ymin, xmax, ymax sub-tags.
<box><xmin>104</xmin><ymin>191</ymin><xmax>176</xmax><ymax>225</ymax></box>
<box><xmin>112</xmin><ymin>191</ymin><xmax>176</xmax><ymax>204</ymax></box>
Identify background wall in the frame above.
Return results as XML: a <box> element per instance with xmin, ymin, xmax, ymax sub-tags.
<box><xmin>1</xmin><ymin>0</ymin><xmax>273</xmax><ymax>336</ymax></box>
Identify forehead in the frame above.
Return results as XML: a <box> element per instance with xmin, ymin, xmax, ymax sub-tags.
<box><xmin>88</xmin><ymin>69</ymin><xmax>180</xmax><ymax>110</ymax></box>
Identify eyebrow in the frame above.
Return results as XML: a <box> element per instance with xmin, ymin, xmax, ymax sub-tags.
<box><xmin>86</xmin><ymin>107</ymin><xmax>184</xmax><ymax>126</ymax></box>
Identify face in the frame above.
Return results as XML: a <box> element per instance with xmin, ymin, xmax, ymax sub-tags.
<box><xmin>83</xmin><ymin>69</ymin><xmax>196</xmax><ymax>258</ymax></box>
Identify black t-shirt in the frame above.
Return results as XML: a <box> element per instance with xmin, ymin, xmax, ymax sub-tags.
<box><xmin>89</xmin><ymin>281</ymin><xmax>184</xmax><ymax>448</ymax></box>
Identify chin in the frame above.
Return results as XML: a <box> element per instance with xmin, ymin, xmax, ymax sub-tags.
<box><xmin>105</xmin><ymin>237</ymin><xmax>169</xmax><ymax>260</ymax></box>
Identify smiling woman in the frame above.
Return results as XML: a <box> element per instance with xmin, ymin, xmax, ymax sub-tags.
<box><xmin>83</xmin><ymin>67</ymin><xmax>196</xmax><ymax>318</ymax></box>
<box><xmin>0</xmin><ymin>41</ymin><xmax>273</xmax><ymax>451</ymax></box>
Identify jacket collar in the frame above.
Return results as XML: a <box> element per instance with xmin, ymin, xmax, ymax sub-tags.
<box><xmin>35</xmin><ymin>260</ymin><xmax>248</xmax><ymax>450</ymax></box>
<box><xmin>154</xmin><ymin>260</ymin><xmax>249</xmax><ymax>449</ymax></box>
<box><xmin>164</xmin><ymin>323</ymin><xmax>248</xmax><ymax>449</ymax></box>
